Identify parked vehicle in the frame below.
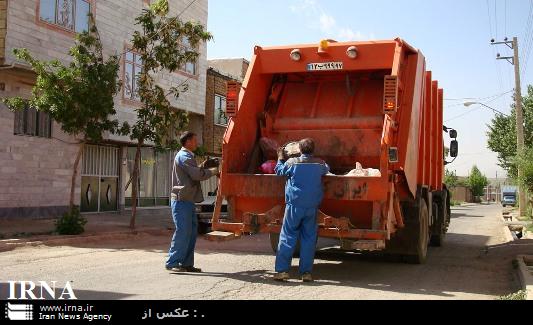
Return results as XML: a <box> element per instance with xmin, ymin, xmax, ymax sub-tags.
<box><xmin>501</xmin><ymin>186</ymin><xmax>518</xmax><ymax>207</ymax></box>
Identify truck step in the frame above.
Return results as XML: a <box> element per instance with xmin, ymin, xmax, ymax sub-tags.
<box><xmin>204</xmin><ymin>231</ymin><xmax>240</xmax><ymax>242</ymax></box>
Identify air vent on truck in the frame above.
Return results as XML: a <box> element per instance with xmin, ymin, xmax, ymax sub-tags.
<box><xmin>226</xmin><ymin>82</ymin><xmax>241</xmax><ymax>118</ymax></box>
<box><xmin>383</xmin><ymin>76</ymin><xmax>398</xmax><ymax>113</ymax></box>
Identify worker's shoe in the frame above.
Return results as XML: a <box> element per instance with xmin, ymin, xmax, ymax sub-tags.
<box><xmin>273</xmin><ymin>272</ymin><xmax>290</xmax><ymax>282</ymax></box>
<box><xmin>301</xmin><ymin>273</ymin><xmax>313</xmax><ymax>283</ymax></box>
<box><xmin>182</xmin><ymin>266</ymin><xmax>202</xmax><ymax>273</ymax></box>
<box><xmin>165</xmin><ymin>266</ymin><xmax>202</xmax><ymax>273</ymax></box>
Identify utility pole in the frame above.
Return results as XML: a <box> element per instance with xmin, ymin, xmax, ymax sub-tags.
<box><xmin>491</xmin><ymin>37</ymin><xmax>527</xmax><ymax>216</ymax></box>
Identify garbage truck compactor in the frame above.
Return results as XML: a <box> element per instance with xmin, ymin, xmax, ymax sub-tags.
<box><xmin>209</xmin><ymin>39</ymin><xmax>457</xmax><ymax>264</ymax></box>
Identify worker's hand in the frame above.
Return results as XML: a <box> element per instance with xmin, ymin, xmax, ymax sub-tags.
<box><xmin>277</xmin><ymin>147</ymin><xmax>286</xmax><ymax>161</ymax></box>
<box><xmin>208</xmin><ymin>167</ymin><xmax>220</xmax><ymax>176</ymax></box>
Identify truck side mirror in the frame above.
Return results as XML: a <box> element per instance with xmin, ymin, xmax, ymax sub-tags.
<box><xmin>449</xmin><ymin>129</ymin><xmax>457</xmax><ymax>139</ymax></box>
<box><xmin>450</xmin><ymin>140</ymin><xmax>458</xmax><ymax>158</ymax></box>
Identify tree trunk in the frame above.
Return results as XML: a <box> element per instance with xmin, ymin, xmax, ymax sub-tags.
<box><xmin>129</xmin><ymin>140</ymin><xmax>143</xmax><ymax>229</ymax></box>
<box><xmin>70</xmin><ymin>142</ymin><xmax>85</xmax><ymax>211</ymax></box>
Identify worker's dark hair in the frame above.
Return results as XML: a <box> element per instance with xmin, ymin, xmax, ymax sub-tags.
<box><xmin>299</xmin><ymin>138</ymin><xmax>315</xmax><ymax>155</ymax></box>
<box><xmin>180</xmin><ymin>131</ymin><xmax>196</xmax><ymax>146</ymax></box>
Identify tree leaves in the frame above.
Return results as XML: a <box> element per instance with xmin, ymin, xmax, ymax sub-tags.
<box><xmin>467</xmin><ymin>166</ymin><xmax>489</xmax><ymax>197</ymax></box>
<box><xmin>129</xmin><ymin>5</ymin><xmax>212</xmax><ymax>150</ymax></box>
<box><xmin>2</xmin><ymin>22</ymin><xmax>125</xmax><ymax>142</ymax></box>
<box><xmin>487</xmin><ymin>85</ymin><xmax>533</xmax><ymax>179</ymax></box>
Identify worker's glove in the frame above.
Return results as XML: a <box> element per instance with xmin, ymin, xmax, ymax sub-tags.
<box><xmin>208</xmin><ymin>167</ymin><xmax>220</xmax><ymax>176</ymax></box>
<box><xmin>277</xmin><ymin>147</ymin><xmax>286</xmax><ymax>161</ymax></box>
<box><xmin>201</xmin><ymin>157</ymin><xmax>220</xmax><ymax>169</ymax></box>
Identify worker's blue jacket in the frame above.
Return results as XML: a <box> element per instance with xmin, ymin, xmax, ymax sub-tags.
<box><xmin>275</xmin><ymin>154</ymin><xmax>330</xmax><ymax>209</ymax></box>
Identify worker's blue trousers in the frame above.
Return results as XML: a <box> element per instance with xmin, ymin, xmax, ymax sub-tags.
<box><xmin>166</xmin><ymin>200</ymin><xmax>197</xmax><ymax>268</ymax></box>
<box><xmin>275</xmin><ymin>204</ymin><xmax>318</xmax><ymax>274</ymax></box>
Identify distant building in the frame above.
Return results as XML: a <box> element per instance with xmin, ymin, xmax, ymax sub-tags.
<box><xmin>203</xmin><ymin>58</ymin><xmax>249</xmax><ymax>156</ymax></box>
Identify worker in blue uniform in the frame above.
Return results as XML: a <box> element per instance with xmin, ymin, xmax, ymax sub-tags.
<box><xmin>273</xmin><ymin>138</ymin><xmax>330</xmax><ymax>282</ymax></box>
<box><xmin>166</xmin><ymin>131</ymin><xmax>219</xmax><ymax>273</ymax></box>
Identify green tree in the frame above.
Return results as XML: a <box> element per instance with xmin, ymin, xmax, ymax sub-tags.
<box><xmin>487</xmin><ymin>85</ymin><xmax>533</xmax><ymax>178</ymax></box>
<box><xmin>2</xmin><ymin>16</ymin><xmax>127</xmax><ymax>212</ymax></box>
<box><xmin>515</xmin><ymin>148</ymin><xmax>533</xmax><ymax>215</ymax></box>
<box><xmin>467</xmin><ymin>166</ymin><xmax>489</xmax><ymax>198</ymax></box>
<box><xmin>444</xmin><ymin>169</ymin><xmax>458</xmax><ymax>189</ymax></box>
<box><xmin>127</xmin><ymin>0</ymin><xmax>212</xmax><ymax>228</ymax></box>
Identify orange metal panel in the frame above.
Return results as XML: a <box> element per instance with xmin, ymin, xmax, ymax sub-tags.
<box><xmin>437</xmin><ymin>88</ymin><xmax>444</xmax><ymax>190</ymax></box>
<box><xmin>256</xmin><ymin>41</ymin><xmax>397</xmax><ymax>74</ymax></box>
<box><xmin>423</xmin><ymin>72</ymin><xmax>433</xmax><ymax>187</ymax></box>
<box><xmin>431</xmin><ymin>81</ymin><xmax>439</xmax><ymax>190</ymax></box>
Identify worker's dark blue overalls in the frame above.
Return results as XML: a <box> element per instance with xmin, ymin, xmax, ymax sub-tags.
<box><xmin>274</xmin><ymin>154</ymin><xmax>330</xmax><ymax>274</ymax></box>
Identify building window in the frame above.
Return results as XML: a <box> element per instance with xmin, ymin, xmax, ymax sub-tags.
<box><xmin>39</xmin><ymin>0</ymin><xmax>91</xmax><ymax>33</ymax></box>
<box><xmin>13</xmin><ymin>106</ymin><xmax>52</xmax><ymax>138</ymax></box>
<box><xmin>214</xmin><ymin>94</ymin><xmax>228</xmax><ymax>126</ymax></box>
<box><xmin>124</xmin><ymin>49</ymin><xmax>143</xmax><ymax>101</ymax></box>
<box><xmin>124</xmin><ymin>148</ymin><xmax>171</xmax><ymax>207</ymax></box>
<box><xmin>179</xmin><ymin>36</ymin><xmax>198</xmax><ymax>76</ymax></box>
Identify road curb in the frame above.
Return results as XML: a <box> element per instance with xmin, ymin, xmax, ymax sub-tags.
<box><xmin>516</xmin><ymin>255</ymin><xmax>533</xmax><ymax>300</ymax></box>
<box><xmin>502</xmin><ymin>217</ymin><xmax>517</xmax><ymax>243</ymax></box>
<box><xmin>0</xmin><ymin>228</ymin><xmax>172</xmax><ymax>253</ymax></box>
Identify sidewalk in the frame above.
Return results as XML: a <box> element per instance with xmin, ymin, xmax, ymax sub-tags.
<box><xmin>0</xmin><ymin>212</ymin><xmax>174</xmax><ymax>251</ymax></box>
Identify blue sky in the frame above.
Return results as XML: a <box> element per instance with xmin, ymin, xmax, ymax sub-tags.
<box><xmin>206</xmin><ymin>0</ymin><xmax>533</xmax><ymax>178</ymax></box>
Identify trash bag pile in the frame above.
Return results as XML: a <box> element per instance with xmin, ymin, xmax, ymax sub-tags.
<box><xmin>256</xmin><ymin>137</ymin><xmax>381</xmax><ymax>177</ymax></box>
<box><xmin>345</xmin><ymin>162</ymin><xmax>381</xmax><ymax>177</ymax></box>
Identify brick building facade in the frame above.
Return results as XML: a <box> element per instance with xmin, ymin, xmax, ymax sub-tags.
<box><xmin>203</xmin><ymin>58</ymin><xmax>249</xmax><ymax>155</ymax></box>
<box><xmin>0</xmin><ymin>0</ymin><xmax>208</xmax><ymax>218</ymax></box>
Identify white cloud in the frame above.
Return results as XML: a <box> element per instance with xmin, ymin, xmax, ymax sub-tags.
<box><xmin>319</xmin><ymin>13</ymin><xmax>336</xmax><ymax>32</ymax></box>
<box><xmin>290</xmin><ymin>0</ymin><xmax>319</xmax><ymax>15</ymax></box>
<box><xmin>290</xmin><ymin>0</ymin><xmax>372</xmax><ymax>41</ymax></box>
<box><xmin>338</xmin><ymin>28</ymin><xmax>363</xmax><ymax>41</ymax></box>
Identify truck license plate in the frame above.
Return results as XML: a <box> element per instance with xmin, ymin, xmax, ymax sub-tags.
<box><xmin>307</xmin><ymin>62</ymin><xmax>344</xmax><ymax>71</ymax></box>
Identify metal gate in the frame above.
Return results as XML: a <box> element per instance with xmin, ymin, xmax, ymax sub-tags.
<box><xmin>80</xmin><ymin>145</ymin><xmax>120</xmax><ymax>213</ymax></box>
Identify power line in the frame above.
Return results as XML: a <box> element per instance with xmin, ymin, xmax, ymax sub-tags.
<box><xmin>486</xmin><ymin>0</ymin><xmax>505</xmax><ymax>92</ymax></box>
<box><xmin>504</xmin><ymin>0</ymin><xmax>507</xmax><ymax>38</ymax></box>
<box><xmin>444</xmin><ymin>90</ymin><xmax>514</xmax><ymax>122</ymax></box>
<box><xmin>445</xmin><ymin>107</ymin><xmax>481</xmax><ymax>122</ymax></box>
<box><xmin>521</xmin><ymin>1</ymin><xmax>533</xmax><ymax>75</ymax></box>
<box><xmin>495</xmin><ymin>0</ymin><xmax>498</xmax><ymax>39</ymax></box>
<box><xmin>444</xmin><ymin>90</ymin><xmax>513</xmax><ymax>101</ymax></box>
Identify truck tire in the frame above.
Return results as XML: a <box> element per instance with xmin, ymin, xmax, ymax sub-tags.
<box><xmin>402</xmin><ymin>201</ymin><xmax>429</xmax><ymax>264</ymax></box>
<box><xmin>269</xmin><ymin>232</ymin><xmax>301</xmax><ymax>257</ymax></box>
<box><xmin>430</xmin><ymin>191</ymin><xmax>449</xmax><ymax>247</ymax></box>
<box><xmin>430</xmin><ymin>205</ymin><xmax>446</xmax><ymax>247</ymax></box>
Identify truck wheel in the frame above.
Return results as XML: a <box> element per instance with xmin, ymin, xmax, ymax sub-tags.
<box><xmin>430</xmin><ymin>201</ymin><xmax>446</xmax><ymax>247</ymax></box>
<box><xmin>269</xmin><ymin>232</ymin><xmax>301</xmax><ymax>257</ymax></box>
<box><xmin>402</xmin><ymin>201</ymin><xmax>429</xmax><ymax>264</ymax></box>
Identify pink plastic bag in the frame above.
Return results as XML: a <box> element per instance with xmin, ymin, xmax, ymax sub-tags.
<box><xmin>260</xmin><ymin>160</ymin><xmax>277</xmax><ymax>174</ymax></box>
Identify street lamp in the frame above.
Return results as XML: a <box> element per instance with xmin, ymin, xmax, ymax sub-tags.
<box><xmin>463</xmin><ymin>101</ymin><xmax>509</xmax><ymax>117</ymax></box>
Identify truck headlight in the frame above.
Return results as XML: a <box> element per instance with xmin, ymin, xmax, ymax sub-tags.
<box><xmin>290</xmin><ymin>49</ymin><xmax>301</xmax><ymax>61</ymax></box>
<box><xmin>346</xmin><ymin>46</ymin><xmax>358</xmax><ymax>59</ymax></box>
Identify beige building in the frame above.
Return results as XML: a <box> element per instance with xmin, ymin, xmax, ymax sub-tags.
<box><xmin>0</xmin><ymin>0</ymin><xmax>208</xmax><ymax>218</ymax></box>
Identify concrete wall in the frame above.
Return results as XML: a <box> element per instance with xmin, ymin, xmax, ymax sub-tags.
<box><xmin>208</xmin><ymin>58</ymin><xmax>249</xmax><ymax>82</ymax></box>
<box><xmin>0</xmin><ymin>71</ymin><xmax>81</xmax><ymax>218</ymax></box>
<box><xmin>0</xmin><ymin>0</ymin><xmax>6</xmax><ymax>65</ymax></box>
<box><xmin>450</xmin><ymin>186</ymin><xmax>474</xmax><ymax>203</ymax></box>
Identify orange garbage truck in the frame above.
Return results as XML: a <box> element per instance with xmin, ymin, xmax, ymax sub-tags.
<box><xmin>209</xmin><ymin>39</ymin><xmax>458</xmax><ymax>264</ymax></box>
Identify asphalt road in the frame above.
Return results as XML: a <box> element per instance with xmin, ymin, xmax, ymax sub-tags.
<box><xmin>0</xmin><ymin>203</ymin><xmax>524</xmax><ymax>300</ymax></box>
